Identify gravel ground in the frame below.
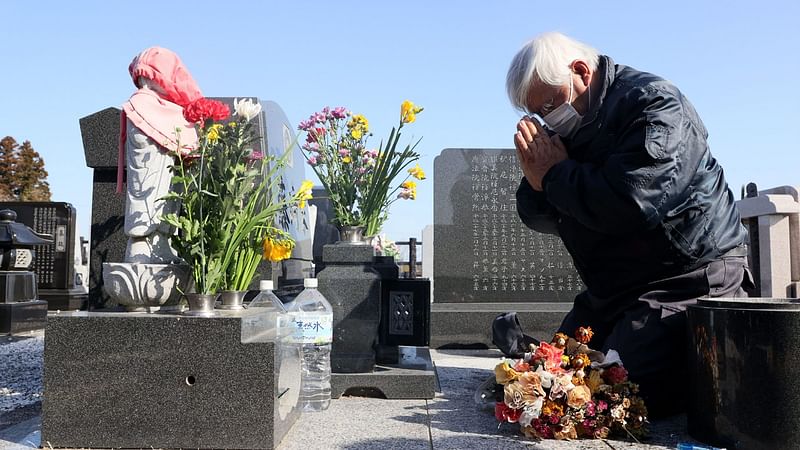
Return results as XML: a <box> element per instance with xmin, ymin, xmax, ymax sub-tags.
<box><xmin>0</xmin><ymin>331</ymin><xmax>43</xmax><ymax>415</ymax></box>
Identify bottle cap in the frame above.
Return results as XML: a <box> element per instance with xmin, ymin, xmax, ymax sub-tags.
<box><xmin>259</xmin><ymin>280</ymin><xmax>274</xmax><ymax>290</ymax></box>
<box><xmin>304</xmin><ymin>278</ymin><xmax>318</xmax><ymax>288</ymax></box>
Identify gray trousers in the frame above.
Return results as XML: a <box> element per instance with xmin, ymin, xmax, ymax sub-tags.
<box><xmin>558</xmin><ymin>256</ymin><xmax>753</xmax><ymax>418</ymax></box>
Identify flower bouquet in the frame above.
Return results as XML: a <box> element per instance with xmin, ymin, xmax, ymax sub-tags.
<box><xmin>298</xmin><ymin>101</ymin><xmax>426</xmax><ymax>237</ymax></box>
<box><xmin>493</xmin><ymin>327</ymin><xmax>648</xmax><ymax>441</ymax></box>
<box><xmin>370</xmin><ymin>233</ymin><xmax>400</xmax><ymax>259</ymax></box>
<box><xmin>162</xmin><ymin>97</ymin><xmax>312</xmax><ymax>295</ymax></box>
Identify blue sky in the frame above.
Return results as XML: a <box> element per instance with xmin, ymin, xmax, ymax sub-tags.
<box><xmin>3</xmin><ymin>1</ymin><xmax>799</xmax><ymax>248</ymax></box>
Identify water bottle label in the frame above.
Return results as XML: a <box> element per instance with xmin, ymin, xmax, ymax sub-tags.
<box><xmin>287</xmin><ymin>312</ymin><xmax>333</xmax><ymax>344</ymax></box>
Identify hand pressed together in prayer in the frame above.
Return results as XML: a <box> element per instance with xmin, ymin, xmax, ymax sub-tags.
<box><xmin>514</xmin><ymin>117</ymin><xmax>568</xmax><ymax>191</ymax></box>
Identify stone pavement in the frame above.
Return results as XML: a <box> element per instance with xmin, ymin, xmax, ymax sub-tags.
<box><xmin>1</xmin><ymin>332</ymin><xmax>703</xmax><ymax>449</ymax></box>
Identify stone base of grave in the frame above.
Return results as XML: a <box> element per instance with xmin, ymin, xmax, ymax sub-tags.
<box><xmin>429</xmin><ymin>302</ymin><xmax>572</xmax><ymax>348</ymax></box>
<box><xmin>0</xmin><ymin>300</ymin><xmax>48</xmax><ymax>334</ymax></box>
<box><xmin>42</xmin><ymin>310</ymin><xmax>301</xmax><ymax>450</ymax></box>
<box><xmin>331</xmin><ymin>346</ymin><xmax>437</xmax><ymax>399</ymax></box>
<box><xmin>40</xmin><ymin>288</ymin><xmax>88</xmax><ymax>311</ymax></box>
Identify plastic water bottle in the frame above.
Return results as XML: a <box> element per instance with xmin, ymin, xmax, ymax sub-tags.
<box><xmin>248</xmin><ymin>280</ymin><xmax>287</xmax><ymax>339</ymax></box>
<box><xmin>286</xmin><ymin>278</ymin><xmax>332</xmax><ymax>412</ymax></box>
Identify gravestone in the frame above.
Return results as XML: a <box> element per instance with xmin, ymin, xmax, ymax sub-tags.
<box><xmin>0</xmin><ymin>202</ymin><xmax>87</xmax><ymax>310</ymax></box>
<box><xmin>42</xmin><ymin>309</ymin><xmax>301</xmax><ymax>449</ymax></box>
<box><xmin>432</xmin><ymin>148</ymin><xmax>584</xmax><ymax>347</ymax></box>
<box><xmin>80</xmin><ymin>107</ymin><xmax>125</xmax><ymax>309</ymax></box>
<box><xmin>79</xmin><ymin>100</ymin><xmax>311</xmax><ymax>307</ymax></box>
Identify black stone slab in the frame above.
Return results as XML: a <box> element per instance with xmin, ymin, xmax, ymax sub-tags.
<box><xmin>42</xmin><ymin>310</ymin><xmax>300</xmax><ymax>449</ymax></box>
<box><xmin>331</xmin><ymin>346</ymin><xmax>436</xmax><ymax>399</ymax></box>
<box><xmin>318</xmin><ymin>244</ymin><xmax>382</xmax><ymax>373</ymax></box>
<box><xmin>0</xmin><ymin>202</ymin><xmax>88</xmax><ymax>310</ymax></box>
<box><xmin>433</xmin><ymin>148</ymin><xmax>584</xmax><ymax>303</ymax></box>
<box><xmin>687</xmin><ymin>298</ymin><xmax>800</xmax><ymax>450</ymax></box>
<box><xmin>79</xmin><ymin>108</ymin><xmax>121</xmax><ymax>169</ymax></box>
<box><xmin>0</xmin><ymin>300</ymin><xmax>47</xmax><ymax>334</ymax></box>
<box><xmin>380</xmin><ymin>278</ymin><xmax>430</xmax><ymax>347</ymax></box>
<box><xmin>79</xmin><ymin>109</ymin><xmax>125</xmax><ymax>309</ymax></box>
<box><xmin>430</xmin><ymin>302</ymin><xmax>570</xmax><ymax>348</ymax></box>
<box><xmin>431</xmin><ymin>149</ymin><xmax>580</xmax><ymax>347</ymax></box>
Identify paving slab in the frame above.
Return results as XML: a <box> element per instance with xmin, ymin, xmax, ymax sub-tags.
<box><xmin>278</xmin><ymin>397</ymin><xmax>431</xmax><ymax>450</ymax></box>
<box><xmin>428</xmin><ymin>349</ymin><xmax>701</xmax><ymax>450</ymax></box>
<box><xmin>1</xmin><ymin>332</ymin><xmax>708</xmax><ymax>449</ymax></box>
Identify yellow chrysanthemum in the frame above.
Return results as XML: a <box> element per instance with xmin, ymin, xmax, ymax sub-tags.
<box><xmin>342</xmin><ymin>156</ymin><xmax>352</xmax><ymax>164</ymax></box>
<box><xmin>206</xmin><ymin>124</ymin><xmax>223</xmax><ymax>142</ymax></box>
<box><xmin>400</xmin><ymin>100</ymin><xmax>424</xmax><ymax>124</ymax></box>
<box><xmin>408</xmin><ymin>164</ymin><xmax>426</xmax><ymax>180</ymax></box>
<box><xmin>297</xmin><ymin>180</ymin><xmax>314</xmax><ymax>208</ymax></box>
<box><xmin>347</xmin><ymin>114</ymin><xmax>369</xmax><ymax>139</ymax></box>
<box><xmin>263</xmin><ymin>237</ymin><xmax>294</xmax><ymax>262</ymax></box>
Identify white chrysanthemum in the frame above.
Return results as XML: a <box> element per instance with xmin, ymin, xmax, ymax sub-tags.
<box><xmin>234</xmin><ymin>98</ymin><xmax>262</xmax><ymax>122</ymax></box>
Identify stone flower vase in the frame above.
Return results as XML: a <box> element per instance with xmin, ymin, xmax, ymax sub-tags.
<box><xmin>317</xmin><ymin>243</ymin><xmax>381</xmax><ymax>373</ymax></box>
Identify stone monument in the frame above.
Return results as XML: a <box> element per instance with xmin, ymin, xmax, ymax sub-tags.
<box><xmin>0</xmin><ymin>201</ymin><xmax>88</xmax><ymax>310</ymax></box>
<box><xmin>100</xmin><ymin>47</ymin><xmax>200</xmax><ymax>311</ymax></box>
<box><xmin>45</xmin><ymin>47</ymin><xmax>302</xmax><ymax>449</ymax></box>
<box><xmin>431</xmin><ymin>148</ymin><xmax>585</xmax><ymax>347</ymax></box>
<box><xmin>0</xmin><ymin>209</ymin><xmax>51</xmax><ymax>333</ymax></box>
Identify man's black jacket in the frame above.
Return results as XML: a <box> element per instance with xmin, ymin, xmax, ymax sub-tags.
<box><xmin>516</xmin><ymin>55</ymin><xmax>748</xmax><ymax>299</ymax></box>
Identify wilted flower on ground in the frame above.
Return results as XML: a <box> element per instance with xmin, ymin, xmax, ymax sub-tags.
<box><xmin>495</xmin><ymin>402</ymin><xmax>522</xmax><ymax>423</ymax></box>
<box><xmin>603</xmin><ymin>366</ymin><xmax>629</xmax><ymax>385</ymax></box>
<box><xmin>575</xmin><ymin>326</ymin><xmax>594</xmax><ymax>344</ymax></box>
<box><xmin>493</xmin><ymin>328</ymin><xmax>648</xmax><ymax>441</ymax></box>
<box><xmin>495</xmin><ymin>360</ymin><xmax>520</xmax><ymax>384</ymax></box>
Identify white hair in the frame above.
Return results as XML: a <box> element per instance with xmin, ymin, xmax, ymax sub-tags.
<box><xmin>506</xmin><ymin>32</ymin><xmax>600</xmax><ymax>112</ymax></box>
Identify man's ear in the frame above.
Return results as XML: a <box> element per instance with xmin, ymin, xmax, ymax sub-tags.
<box><xmin>570</xmin><ymin>60</ymin><xmax>592</xmax><ymax>88</ymax></box>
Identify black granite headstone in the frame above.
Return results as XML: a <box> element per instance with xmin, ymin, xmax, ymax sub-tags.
<box><xmin>42</xmin><ymin>310</ymin><xmax>300</xmax><ymax>449</ymax></box>
<box><xmin>79</xmin><ymin>107</ymin><xmax>125</xmax><ymax>309</ymax></box>
<box><xmin>432</xmin><ymin>148</ymin><xmax>584</xmax><ymax>347</ymax></box>
<box><xmin>0</xmin><ymin>201</ymin><xmax>87</xmax><ymax>310</ymax></box>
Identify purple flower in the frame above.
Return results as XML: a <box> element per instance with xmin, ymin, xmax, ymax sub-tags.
<box><xmin>298</xmin><ymin>119</ymin><xmax>314</xmax><ymax>131</ymax></box>
<box><xmin>358</xmin><ymin>167</ymin><xmax>367</xmax><ymax>174</ymax></box>
<box><xmin>302</xmin><ymin>142</ymin><xmax>320</xmax><ymax>152</ymax></box>
<box><xmin>313</xmin><ymin>111</ymin><xmax>327</xmax><ymax>123</ymax></box>
<box><xmin>307</xmin><ymin>156</ymin><xmax>318</xmax><ymax>166</ymax></box>
<box><xmin>597</xmin><ymin>400</ymin><xmax>608</xmax><ymax>412</ymax></box>
<box><xmin>247</xmin><ymin>150</ymin><xmax>264</xmax><ymax>161</ymax></box>
<box><xmin>332</xmin><ymin>107</ymin><xmax>348</xmax><ymax>119</ymax></box>
<box><xmin>338</xmin><ymin>148</ymin><xmax>350</xmax><ymax>157</ymax></box>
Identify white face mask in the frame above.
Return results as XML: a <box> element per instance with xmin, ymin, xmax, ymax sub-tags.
<box><xmin>541</xmin><ymin>77</ymin><xmax>584</xmax><ymax>138</ymax></box>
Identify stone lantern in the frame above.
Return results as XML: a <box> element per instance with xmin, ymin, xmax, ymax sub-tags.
<box><xmin>0</xmin><ymin>208</ymin><xmax>51</xmax><ymax>333</ymax></box>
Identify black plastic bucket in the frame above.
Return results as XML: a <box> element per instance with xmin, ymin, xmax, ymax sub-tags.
<box><xmin>687</xmin><ymin>298</ymin><xmax>800</xmax><ymax>450</ymax></box>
